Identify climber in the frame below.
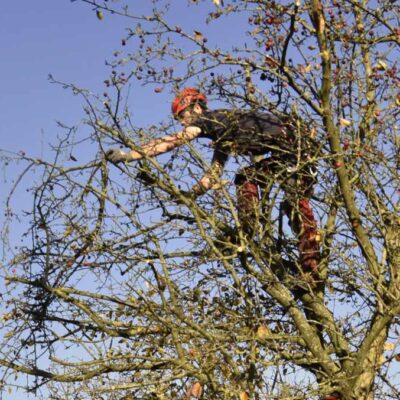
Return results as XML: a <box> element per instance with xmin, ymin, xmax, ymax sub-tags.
<box><xmin>106</xmin><ymin>88</ymin><xmax>320</xmax><ymax>276</ymax></box>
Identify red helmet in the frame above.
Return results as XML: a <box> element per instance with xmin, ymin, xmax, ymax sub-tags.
<box><xmin>171</xmin><ymin>88</ymin><xmax>207</xmax><ymax>117</ymax></box>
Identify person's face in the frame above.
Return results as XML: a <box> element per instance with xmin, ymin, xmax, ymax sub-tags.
<box><xmin>177</xmin><ymin>103</ymin><xmax>203</xmax><ymax>126</ymax></box>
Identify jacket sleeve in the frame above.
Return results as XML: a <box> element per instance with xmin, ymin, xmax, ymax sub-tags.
<box><xmin>192</xmin><ymin>148</ymin><xmax>229</xmax><ymax>196</ymax></box>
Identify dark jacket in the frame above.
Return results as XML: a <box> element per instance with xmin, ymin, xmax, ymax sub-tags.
<box><xmin>192</xmin><ymin>109</ymin><xmax>297</xmax><ymax>157</ymax></box>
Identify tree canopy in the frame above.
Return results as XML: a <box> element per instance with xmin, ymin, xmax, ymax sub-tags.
<box><xmin>1</xmin><ymin>1</ymin><xmax>400</xmax><ymax>399</ymax></box>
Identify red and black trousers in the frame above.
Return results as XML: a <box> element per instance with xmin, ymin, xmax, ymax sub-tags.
<box><xmin>234</xmin><ymin>157</ymin><xmax>320</xmax><ymax>276</ymax></box>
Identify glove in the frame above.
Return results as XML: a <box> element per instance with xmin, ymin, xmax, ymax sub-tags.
<box><xmin>136</xmin><ymin>170</ymin><xmax>156</xmax><ymax>185</ymax></box>
<box><xmin>106</xmin><ymin>148</ymin><xmax>128</xmax><ymax>164</ymax></box>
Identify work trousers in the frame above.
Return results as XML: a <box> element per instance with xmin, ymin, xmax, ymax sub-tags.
<box><xmin>234</xmin><ymin>157</ymin><xmax>320</xmax><ymax>275</ymax></box>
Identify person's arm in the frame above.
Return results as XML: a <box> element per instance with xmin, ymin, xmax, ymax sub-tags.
<box><xmin>192</xmin><ymin>148</ymin><xmax>228</xmax><ymax>196</ymax></box>
<box><xmin>106</xmin><ymin>126</ymin><xmax>202</xmax><ymax>163</ymax></box>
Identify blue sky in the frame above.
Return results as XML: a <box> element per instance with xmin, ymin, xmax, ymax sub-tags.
<box><xmin>0</xmin><ymin>4</ymin><xmax>249</xmax><ymax>397</ymax></box>
<box><xmin>1</xmin><ymin>1</ymin><xmax>128</xmax><ymax>156</ymax></box>
<box><xmin>0</xmin><ymin>0</ymin><xmax>246</xmax><ymax>161</ymax></box>
<box><xmin>0</xmin><ymin>4</ymin><xmax>207</xmax><ymax>396</ymax></box>
<box><xmin>1</xmin><ymin>2</ymin><xmax>127</xmax><ymax>263</ymax></box>
<box><xmin>0</xmin><ymin>1</ymin><xmax>247</xmax><ymax>236</ymax></box>
<box><xmin>1</xmin><ymin>2</ymin><xmax>399</xmax><ymax>398</ymax></box>
<box><xmin>0</xmin><ymin>1</ymin><xmax>173</xmax><ymax>247</ymax></box>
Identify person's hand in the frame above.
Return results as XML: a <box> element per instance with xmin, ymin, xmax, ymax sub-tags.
<box><xmin>192</xmin><ymin>179</ymin><xmax>229</xmax><ymax>196</ymax></box>
<box><xmin>106</xmin><ymin>148</ymin><xmax>128</xmax><ymax>164</ymax></box>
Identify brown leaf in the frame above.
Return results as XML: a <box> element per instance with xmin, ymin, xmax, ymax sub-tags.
<box><xmin>376</xmin><ymin>59</ymin><xmax>387</xmax><ymax>71</ymax></box>
<box><xmin>188</xmin><ymin>382</ymin><xmax>202</xmax><ymax>398</ymax></box>
<box><xmin>256</xmin><ymin>325</ymin><xmax>271</xmax><ymax>340</ymax></box>
<box><xmin>194</xmin><ymin>31</ymin><xmax>204</xmax><ymax>42</ymax></box>
<box><xmin>378</xmin><ymin>354</ymin><xmax>386</xmax><ymax>365</ymax></box>
<box><xmin>239</xmin><ymin>391</ymin><xmax>249</xmax><ymax>400</ymax></box>
<box><xmin>339</xmin><ymin>118</ymin><xmax>351</xmax><ymax>127</ymax></box>
<box><xmin>298</xmin><ymin>63</ymin><xmax>312</xmax><ymax>74</ymax></box>
<box><xmin>188</xmin><ymin>348</ymin><xmax>198</xmax><ymax>358</ymax></box>
<box><xmin>264</xmin><ymin>57</ymin><xmax>279</xmax><ymax>68</ymax></box>
<box><xmin>384</xmin><ymin>342</ymin><xmax>395</xmax><ymax>351</ymax></box>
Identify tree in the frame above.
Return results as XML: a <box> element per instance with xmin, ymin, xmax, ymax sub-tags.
<box><xmin>1</xmin><ymin>0</ymin><xmax>400</xmax><ymax>399</ymax></box>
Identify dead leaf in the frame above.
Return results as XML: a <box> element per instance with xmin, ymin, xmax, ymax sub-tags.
<box><xmin>384</xmin><ymin>342</ymin><xmax>395</xmax><ymax>351</ymax></box>
<box><xmin>193</xmin><ymin>382</ymin><xmax>202</xmax><ymax>397</ymax></box>
<box><xmin>310</xmin><ymin>127</ymin><xmax>317</xmax><ymax>139</ymax></box>
<box><xmin>188</xmin><ymin>348</ymin><xmax>198</xmax><ymax>358</ymax></box>
<box><xmin>304</xmin><ymin>64</ymin><xmax>312</xmax><ymax>73</ymax></box>
<box><xmin>194</xmin><ymin>31</ymin><xmax>204</xmax><ymax>42</ymax></box>
<box><xmin>256</xmin><ymin>325</ymin><xmax>271</xmax><ymax>340</ymax></box>
<box><xmin>212</xmin><ymin>0</ymin><xmax>223</xmax><ymax>5</ymax></box>
<box><xmin>239</xmin><ymin>391</ymin><xmax>249</xmax><ymax>400</ymax></box>
<box><xmin>376</xmin><ymin>59</ymin><xmax>387</xmax><ymax>71</ymax></box>
<box><xmin>340</xmin><ymin>118</ymin><xmax>351</xmax><ymax>127</ymax></box>
<box><xmin>96</xmin><ymin>10</ymin><xmax>104</xmax><ymax>20</ymax></box>
<box><xmin>187</xmin><ymin>382</ymin><xmax>202</xmax><ymax>398</ymax></box>
<box><xmin>265</xmin><ymin>57</ymin><xmax>278</xmax><ymax>68</ymax></box>
<box><xmin>298</xmin><ymin>63</ymin><xmax>312</xmax><ymax>74</ymax></box>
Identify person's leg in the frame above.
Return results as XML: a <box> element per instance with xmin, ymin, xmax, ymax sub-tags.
<box><xmin>235</xmin><ymin>157</ymin><xmax>320</xmax><ymax>277</ymax></box>
<box><xmin>234</xmin><ymin>158</ymin><xmax>279</xmax><ymax>235</ymax></box>
<box><xmin>281</xmin><ymin>160</ymin><xmax>320</xmax><ymax>277</ymax></box>
<box><xmin>254</xmin><ymin>155</ymin><xmax>320</xmax><ymax>277</ymax></box>
<box><xmin>283</xmin><ymin>195</ymin><xmax>320</xmax><ymax>275</ymax></box>
<box><xmin>234</xmin><ymin>166</ymin><xmax>259</xmax><ymax>234</ymax></box>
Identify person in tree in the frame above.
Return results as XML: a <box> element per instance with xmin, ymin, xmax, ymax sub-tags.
<box><xmin>106</xmin><ymin>88</ymin><xmax>320</xmax><ymax>278</ymax></box>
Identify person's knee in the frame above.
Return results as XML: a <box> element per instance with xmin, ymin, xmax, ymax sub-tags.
<box><xmin>234</xmin><ymin>167</ymin><xmax>254</xmax><ymax>185</ymax></box>
<box><xmin>234</xmin><ymin>173</ymin><xmax>246</xmax><ymax>186</ymax></box>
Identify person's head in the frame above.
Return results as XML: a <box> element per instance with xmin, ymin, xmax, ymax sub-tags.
<box><xmin>171</xmin><ymin>88</ymin><xmax>207</xmax><ymax>126</ymax></box>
